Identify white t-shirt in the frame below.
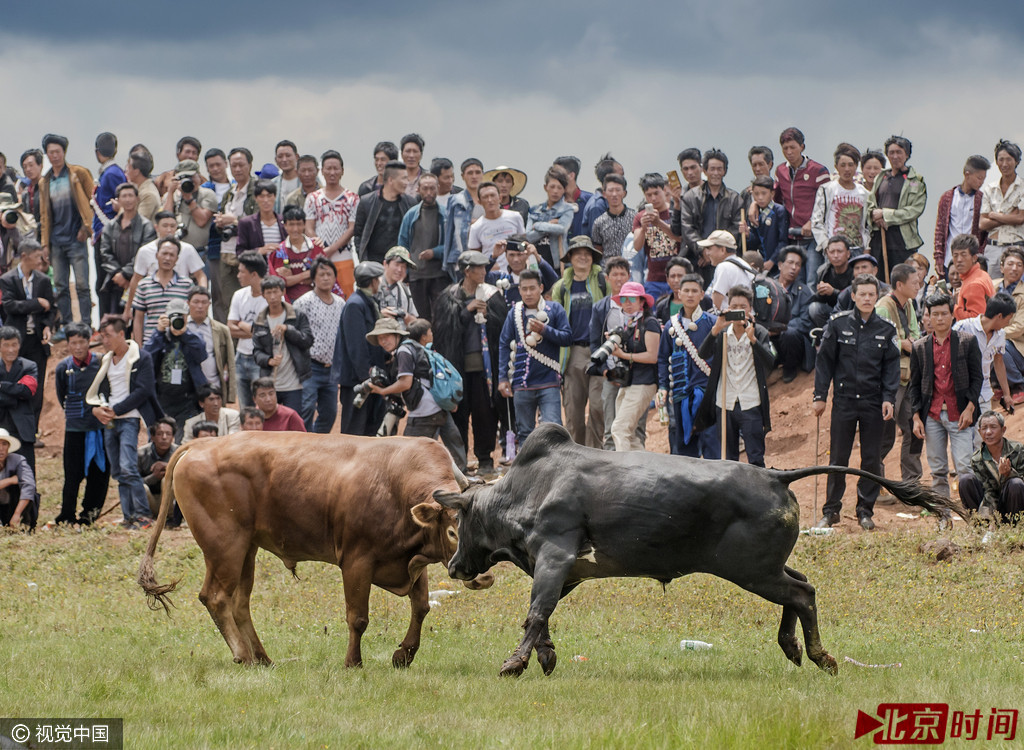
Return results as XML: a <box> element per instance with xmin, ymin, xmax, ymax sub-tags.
<box><xmin>710</xmin><ymin>256</ymin><xmax>754</xmax><ymax>301</ymax></box>
<box><xmin>108</xmin><ymin>354</ymin><xmax>142</xmax><ymax>420</ymax></box>
<box><xmin>825</xmin><ymin>184</ymin><xmax>869</xmax><ymax>245</ymax></box>
<box><xmin>267</xmin><ymin>310</ymin><xmax>300</xmax><ymax>392</ymax></box>
<box><xmin>228</xmin><ymin>287</ymin><xmax>269</xmax><ymax>356</ymax></box>
<box><xmin>954</xmin><ymin>316</ymin><xmax>1006</xmax><ymax>403</ymax></box>
<box><xmin>134</xmin><ymin>239</ymin><xmax>205</xmax><ymax>279</ymax></box>
<box><xmin>468</xmin><ymin>210</ymin><xmax>526</xmax><ymax>272</ymax></box>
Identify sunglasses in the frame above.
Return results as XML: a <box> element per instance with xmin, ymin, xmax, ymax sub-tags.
<box><xmin>619</xmin><ymin>296</ymin><xmax>639</xmax><ymax>302</ymax></box>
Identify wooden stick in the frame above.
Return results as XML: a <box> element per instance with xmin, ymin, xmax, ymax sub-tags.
<box><xmin>880</xmin><ymin>227</ymin><xmax>890</xmax><ymax>285</ymax></box>
<box><xmin>720</xmin><ymin>331</ymin><xmax>728</xmax><ymax>460</ymax></box>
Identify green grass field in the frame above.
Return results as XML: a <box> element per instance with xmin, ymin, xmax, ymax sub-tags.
<box><xmin>2</xmin><ymin>463</ymin><xmax>1023</xmax><ymax>748</ymax></box>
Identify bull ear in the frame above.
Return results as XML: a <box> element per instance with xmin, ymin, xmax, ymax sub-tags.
<box><xmin>411</xmin><ymin>502</ymin><xmax>442</xmax><ymax>528</ymax></box>
<box><xmin>432</xmin><ymin>489</ymin><xmax>469</xmax><ymax>512</ymax></box>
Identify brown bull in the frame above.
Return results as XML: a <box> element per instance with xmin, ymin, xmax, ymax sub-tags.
<box><xmin>138</xmin><ymin>431</ymin><xmax>492</xmax><ymax>668</ymax></box>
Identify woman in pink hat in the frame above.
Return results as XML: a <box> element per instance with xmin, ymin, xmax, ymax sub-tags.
<box><xmin>606</xmin><ymin>281</ymin><xmax>661</xmax><ymax>451</ymax></box>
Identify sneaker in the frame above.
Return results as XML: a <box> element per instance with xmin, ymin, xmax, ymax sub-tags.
<box><xmin>50</xmin><ymin>329</ymin><xmax>67</xmax><ymax>343</ymax></box>
<box><xmin>119</xmin><ymin>518</ymin><xmax>137</xmax><ymax>529</ymax></box>
<box><xmin>135</xmin><ymin>517</ymin><xmax>154</xmax><ymax>530</ymax></box>
<box><xmin>782</xmin><ymin>371</ymin><xmax>798</xmax><ymax>383</ymax></box>
<box><xmin>859</xmin><ymin>516</ymin><xmax>875</xmax><ymax>531</ymax></box>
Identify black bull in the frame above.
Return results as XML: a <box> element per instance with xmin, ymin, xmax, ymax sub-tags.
<box><xmin>435</xmin><ymin>424</ymin><xmax>961</xmax><ymax>677</ymax></box>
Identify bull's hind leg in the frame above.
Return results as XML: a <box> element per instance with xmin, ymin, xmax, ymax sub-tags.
<box><xmin>777</xmin><ymin>566</ymin><xmax>806</xmax><ymax>667</ymax></box>
<box><xmin>198</xmin><ymin>555</ymin><xmax>254</xmax><ymax>665</ymax></box>
<box><xmin>231</xmin><ymin>544</ymin><xmax>272</xmax><ymax>666</ymax></box>
<box><xmin>392</xmin><ymin>571</ymin><xmax>429</xmax><ymax>668</ymax></box>
<box><xmin>534</xmin><ymin>623</ymin><xmax>557</xmax><ymax>676</ymax></box>
<box><xmin>742</xmin><ymin>568</ymin><xmax>837</xmax><ymax>675</ymax></box>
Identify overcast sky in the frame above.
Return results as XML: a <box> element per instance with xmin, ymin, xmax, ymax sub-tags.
<box><xmin>5</xmin><ymin>0</ymin><xmax>1024</xmax><ymax>259</ymax></box>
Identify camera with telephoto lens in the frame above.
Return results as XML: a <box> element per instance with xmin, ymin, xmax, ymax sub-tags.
<box><xmin>2</xmin><ymin>210</ymin><xmax>18</xmax><ymax>226</ymax></box>
<box><xmin>219</xmin><ymin>224</ymin><xmax>237</xmax><ymax>240</ymax></box>
<box><xmin>353</xmin><ymin>366</ymin><xmax>391</xmax><ymax>409</ymax></box>
<box><xmin>590</xmin><ymin>327</ymin><xmax>626</xmax><ymax>366</ymax></box>
<box><xmin>179</xmin><ymin>174</ymin><xmax>196</xmax><ymax>194</ymax></box>
<box><xmin>168</xmin><ymin>312</ymin><xmax>187</xmax><ymax>331</ymax></box>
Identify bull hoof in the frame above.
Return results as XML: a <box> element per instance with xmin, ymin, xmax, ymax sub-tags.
<box><xmin>499</xmin><ymin>655</ymin><xmax>528</xmax><ymax>677</ymax></box>
<box><xmin>344</xmin><ymin>659</ymin><xmax>364</xmax><ymax>668</ymax></box>
<box><xmin>255</xmin><ymin>655</ymin><xmax>274</xmax><ymax>667</ymax></box>
<box><xmin>779</xmin><ymin>639</ymin><xmax>803</xmax><ymax>667</ymax></box>
<box><xmin>536</xmin><ymin>647</ymin><xmax>557</xmax><ymax>676</ymax></box>
<box><xmin>392</xmin><ymin>646</ymin><xmax>417</xmax><ymax>668</ymax></box>
<box><xmin>814</xmin><ymin>652</ymin><xmax>839</xmax><ymax>676</ymax></box>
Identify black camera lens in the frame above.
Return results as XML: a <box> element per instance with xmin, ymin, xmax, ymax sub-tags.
<box><xmin>2</xmin><ymin>210</ymin><xmax>17</xmax><ymax>225</ymax></box>
<box><xmin>180</xmin><ymin>177</ymin><xmax>195</xmax><ymax>193</ymax></box>
<box><xmin>170</xmin><ymin>314</ymin><xmax>187</xmax><ymax>331</ymax></box>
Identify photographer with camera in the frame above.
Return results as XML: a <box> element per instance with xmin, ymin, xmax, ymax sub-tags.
<box><xmin>488</xmin><ymin>235</ymin><xmax>558</xmax><ymax>306</ymax></box>
<box><xmin>693</xmin><ymin>286</ymin><xmax>776</xmax><ymax>467</ymax></box>
<box><xmin>161</xmin><ymin>158</ymin><xmax>217</xmax><ymax>262</ymax></box>
<box><xmin>376</xmin><ymin>246</ymin><xmax>418</xmax><ymax>325</ymax></box>
<box><xmin>251</xmin><ymin>275</ymin><xmax>313</xmax><ymax>414</ymax></box>
<box><xmin>0</xmin><ymin>195</ymin><xmax>38</xmax><ymax>272</ymax></box>
<box><xmin>498</xmin><ymin>269</ymin><xmax>572</xmax><ymax>446</ymax></box>
<box><xmin>336</xmin><ymin>261</ymin><xmax>387</xmax><ymax>436</ymax></box>
<box><xmin>605</xmin><ymin>281</ymin><xmax>661</xmax><ymax>452</ymax></box>
<box><xmin>143</xmin><ymin>298</ymin><xmax>209</xmax><ymax>440</ymax></box>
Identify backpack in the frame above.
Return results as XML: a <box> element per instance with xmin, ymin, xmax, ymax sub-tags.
<box><xmin>724</xmin><ymin>257</ymin><xmax>791</xmax><ymax>334</ymax></box>
<box><xmin>400</xmin><ymin>340</ymin><xmax>464</xmax><ymax>412</ymax></box>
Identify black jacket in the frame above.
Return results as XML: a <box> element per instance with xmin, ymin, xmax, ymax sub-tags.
<box><xmin>85</xmin><ymin>342</ymin><xmax>164</xmax><ymax>426</ymax></box>
<box><xmin>908</xmin><ymin>331</ymin><xmax>983</xmax><ymax>425</ymax></box>
<box><xmin>0</xmin><ymin>356</ymin><xmax>38</xmax><ymax>442</ymax></box>
<box><xmin>0</xmin><ymin>267</ymin><xmax>58</xmax><ymax>338</ymax></box>
<box><xmin>693</xmin><ymin>323</ymin><xmax>776</xmax><ymax>434</ymax></box>
<box><xmin>353</xmin><ymin>190</ymin><xmax>415</xmax><ymax>263</ymax></box>
<box><xmin>433</xmin><ymin>282</ymin><xmax>508</xmax><ymax>397</ymax></box>
<box><xmin>674</xmin><ymin>183</ymin><xmax>743</xmax><ymax>259</ymax></box>
<box><xmin>813</xmin><ymin>309</ymin><xmax>900</xmax><ymax>404</ymax></box>
<box><xmin>98</xmin><ymin>214</ymin><xmax>156</xmax><ymax>292</ymax></box>
<box><xmin>252</xmin><ymin>302</ymin><xmax>314</xmax><ymax>383</ymax></box>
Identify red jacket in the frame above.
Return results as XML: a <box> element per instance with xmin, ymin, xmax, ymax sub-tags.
<box><xmin>933</xmin><ymin>186</ymin><xmax>987</xmax><ymax>274</ymax></box>
<box><xmin>774</xmin><ymin>158</ymin><xmax>830</xmax><ymax>231</ymax></box>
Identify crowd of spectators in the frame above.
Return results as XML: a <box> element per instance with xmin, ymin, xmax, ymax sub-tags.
<box><xmin>0</xmin><ymin>127</ymin><xmax>1022</xmax><ymax>531</ymax></box>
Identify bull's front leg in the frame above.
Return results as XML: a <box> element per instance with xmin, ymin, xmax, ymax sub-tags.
<box><xmin>500</xmin><ymin>544</ymin><xmax>576</xmax><ymax>678</ymax></box>
<box><xmin>392</xmin><ymin>570</ymin><xmax>429</xmax><ymax>668</ymax></box>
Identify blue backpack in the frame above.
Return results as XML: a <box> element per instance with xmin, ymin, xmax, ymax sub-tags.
<box><xmin>403</xmin><ymin>341</ymin><xmax>464</xmax><ymax>412</ymax></box>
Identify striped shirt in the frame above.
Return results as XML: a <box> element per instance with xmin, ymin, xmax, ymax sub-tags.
<box><xmin>133</xmin><ymin>272</ymin><xmax>192</xmax><ymax>345</ymax></box>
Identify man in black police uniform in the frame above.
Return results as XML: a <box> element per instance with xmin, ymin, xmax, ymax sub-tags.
<box><xmin>812</xmin><ymin>273</ymin><xmax>900</xmax><ymax>531</ymax></box>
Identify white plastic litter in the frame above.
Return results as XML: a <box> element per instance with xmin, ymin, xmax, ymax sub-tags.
<box><xmin>679</xmin><ymin>640</ymin><xmax>713</xmax><ymax>651</ymax></box>
<box><xmin>429</xmin><ymin>589</ymin><xmax>459</xmax><ymax>599</ymax></box>
<box><xmin>428</xmin><ymin>600</ymin><xmax>442</xmax><ymax>608</ymax></box>
<box><xmin>800</xmin><ymin>527</ymin><xmax>834</xmax><ymax>535</ymax></box>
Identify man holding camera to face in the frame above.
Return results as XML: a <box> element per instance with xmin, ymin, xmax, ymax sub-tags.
<box><xmin>143</xmin><ymin>297</ymin><xmax>208</xmax><ymax>440</ymax></box>
<box><xmin>693</xmin><ymin>286</ymin><xmax>775</xmax><ymax>467</ymax></box>
<box><xmin>161</xmin><ymin>159</ymin><xmax>217</xmax><ymax>263</ymax></box>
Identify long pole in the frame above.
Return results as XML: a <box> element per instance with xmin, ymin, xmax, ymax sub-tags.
<box><xmin>880</xmin><ymin>228</ymin><xmax>890</xmax><ymax>285</ymax></box>
<box><xmin>813</xmin><ymin>413</ymin><xmax>821</xmax><ymax>522</ymax></box>
<box><xmin>720</xmin><ymin>331</ymin><xmax>728</xmax><ymax>460</ymax></box>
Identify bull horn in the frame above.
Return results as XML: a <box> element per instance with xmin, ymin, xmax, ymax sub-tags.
<box><xmin>433</xmin><ymin>489</ymin><xmax>468</xmax><ymax>511</ymax></box>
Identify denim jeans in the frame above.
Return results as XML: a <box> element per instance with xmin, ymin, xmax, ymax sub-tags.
<box><xmin>797</xmin><ymin>238</ymin><xmax>820</xmax><ymax>284</ymax></box>
<box><xmin>301</xmin><ymin>361</ymin><xmax>338</xmax><ymax>433</ymax></box>
<box><xmin>924</xmin><ymin>409</ymin><xmax>976</xmax><ymax>498</ymax></box>
<box><xmin>235</xmin><ymin>352</ymin><xmax>261</xmax><ymax>408</ymax></box>
<box><xmin>513</xmin><ymin>386</ymin><xmax>562</xmax><ymax>445</ymax></box>
<box><xmin>106</xmin><ymin>418</ymin><xmax>149</xmax><ymax>521</ymax></box>
<box><xmin>1004</xmin><ymin>340</ymin><xmax>1024</xmax><ymax>392</ymax></box>
<box><xmin>51</xmin><ymin>239</ymin><xmax>92</xmax><ymax>325</ymax></box>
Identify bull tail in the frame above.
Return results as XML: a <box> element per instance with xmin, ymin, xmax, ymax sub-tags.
<box><xmin>137</xmin><ymin>444</ymin><xmax>190</xmax><ymax>614</ymax></box>
<box><xmin>769</xmin><ymin>465</ymin><xmax>967</xmax><ymax>520</ymax></box>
